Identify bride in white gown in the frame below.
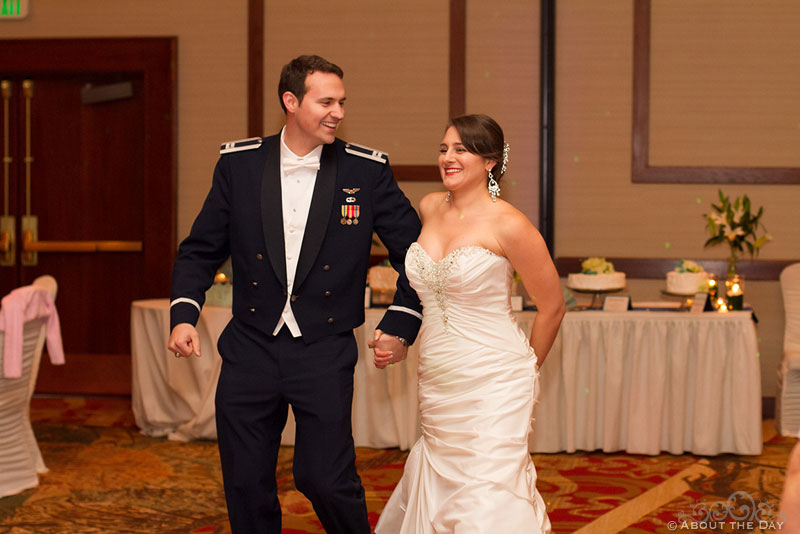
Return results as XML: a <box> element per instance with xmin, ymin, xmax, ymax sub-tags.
<box><xmin>373</xmin><ymin>114</ymin><xmax>565</xmax><ymax>534</ymax></box>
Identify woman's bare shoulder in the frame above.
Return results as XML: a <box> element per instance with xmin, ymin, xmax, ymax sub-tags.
<box><xmin>419</xmin><ymin>191</ymin><xmax>448</xmax><ymax>219</ymax></box>
<box><xmin>492</xmin><ymin>201</ymin><xmax>543</xmax><ymax>246</ymax></box>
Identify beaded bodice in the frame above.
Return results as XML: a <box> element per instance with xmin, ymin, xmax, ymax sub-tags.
<box><xmin>405</xmin><ymin>241</ymin><xmax>514</xmax><ymax>331</ymax></box>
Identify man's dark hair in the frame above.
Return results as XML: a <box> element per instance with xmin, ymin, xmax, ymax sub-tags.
<box><xmin>278</xmin><ymin>55</ymin><xmax>344</xmax><ymax>113</ymax></box>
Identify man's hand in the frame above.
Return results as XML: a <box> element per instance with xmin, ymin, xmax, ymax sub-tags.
<box><xmin>168</xmin><ymin>323</ymin><xmax>202</xmax><ymax>358</ymax></box>
<box><xmin>370</xmin><ymin>329</ymin><xmax>409</xmax><ymax>369</ymax></box>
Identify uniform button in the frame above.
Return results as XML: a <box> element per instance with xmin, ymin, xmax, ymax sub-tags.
<box><xmin>290</xmin><ymin>295</ymin><xmax>298</xmax><ymax>302</ymax></box>
<box><xmin>256</xmin><ymin>253</ymin><xmax>263</xmax><ymax>260</ymax></box>
<box><xmin>252</xmin><ymin>281</ymin><xmax>258</xmax><ymax>287</ymax></box>
<box><xmin>327</xmin><ymin>317</ymin><xmax>334</xmax><ymax>324</ymax></box>
<box><xmin>249</xmin><ymin>307</ymin><xmax>256</xmax><ymax>313</ymax></box>
<box><xmin>323</xmin><ymin>264</ymin><xmax>330</xmax><ymax>271</ymax></box>
<box><xmin>324</xmin><ymin>290</ymin><xmax>332</xmax><ymax>297</ymax></box>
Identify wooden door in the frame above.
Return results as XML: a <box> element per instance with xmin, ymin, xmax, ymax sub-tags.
<box><xmin>0</xmin><ymin>39</ymin><xmax>176</xmax><ymax>394</ymax></box>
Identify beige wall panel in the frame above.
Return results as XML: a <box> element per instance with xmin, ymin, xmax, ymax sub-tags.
<box><xmin>466</xmin><ymin>0</ymin><xmax>540</xmax><ymax>223</ymax></box>
<box><xmin>649</xmin><ymin>0</ymin><xmax>800</xmax><ymax>166</ymax></box>
<box><xmin>555</xmin><ymin>0</ymin><xmax>637</xmax><ymax>258</ymax></box>
<box><xmin>555</xmin><ymin>0</ymin><xmax>799</xmax><ymax>261</ymax></box>
<box><xmin>2</xmin><ymin>0</ymin><xmax>249</xmax><ymax>240</ymax></box>
<box><xmin>264</xmin><ymin>0</ymin><xmax>448</xmax><ymax>166</ymax></box>
<box><xmin>555</xmin><ymin>1</ymin><xmax>797</xmax><ymax>395</ymax></box>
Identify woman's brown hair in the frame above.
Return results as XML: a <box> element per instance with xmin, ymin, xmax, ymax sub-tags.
<box><xmin>447</xmin><ymin>114</ymin><xmax>506</xmax><ymax>181</ymax></box>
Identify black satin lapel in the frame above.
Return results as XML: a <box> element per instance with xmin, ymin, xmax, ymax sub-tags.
<box><xmin>261</xmin><ymin>136</ymin><xmax>287</xmax><ymax>289</ymax></box>
<box><xmin>294</xmin><ymin>143</ymin><xmax>336</xmax><ymax>291</ymax></box>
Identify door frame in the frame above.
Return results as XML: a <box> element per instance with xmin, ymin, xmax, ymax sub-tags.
<box><xmin>0</xmin><ymin>38</ymin><xmax>177</xmax><ymax>394</ymax></box>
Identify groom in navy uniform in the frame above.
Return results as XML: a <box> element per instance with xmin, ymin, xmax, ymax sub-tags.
<box><xmin>167</xmin><ymin>55</ymin><xmax>422</xmax><ymax>533</ymax></box>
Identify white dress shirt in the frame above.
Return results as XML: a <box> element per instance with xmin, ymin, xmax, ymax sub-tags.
<box><xmin>272</xmin><ymin>127</ymin><xmax>323</xmax><ymax>337</ymax></box>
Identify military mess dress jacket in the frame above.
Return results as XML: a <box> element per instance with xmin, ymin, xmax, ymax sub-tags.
<box><xmin>170</xmin><ymin>134</ymin><xmax>423</xmax><ymax>345</ymax></box>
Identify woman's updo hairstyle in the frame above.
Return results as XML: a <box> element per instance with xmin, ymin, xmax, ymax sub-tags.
<box><xmin>447</xmin><ymin>114</ymin><xmax>507</xmax><ymax>181</ymax></box>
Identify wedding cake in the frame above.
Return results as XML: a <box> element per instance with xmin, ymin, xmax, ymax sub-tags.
<box><xmin>567</xmin><ymin>257</ymin><xmax>626</xmax><ymax>291</ymax></box>
<box><xmin>665</xmin><ymin>260</ymin><xmax>709</xmax><ymax>295</ymax></box>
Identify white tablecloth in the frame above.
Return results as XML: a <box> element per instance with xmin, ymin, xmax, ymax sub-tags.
<box><xmin>131</xmin><ymin>300</ymin><xmax>762</xmax><ymax>455</ymax></box>
<box><xmin>131</xmin><ymin>299</ymin><xmax>417</xmax><ymax>448</ymax></box>
<box><xmin>530</xmin><ymin>310</ymin><xmax>762</xmax><ymax>455</ymax></box>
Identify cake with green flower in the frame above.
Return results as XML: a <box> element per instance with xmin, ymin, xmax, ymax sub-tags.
<box><xmin>567</xmin><ymin>257</ymin><xmax>626</xmax><ymax>291</ymax></box>
<box><xmin>666</xmin><ymin>260</ymin><xmax>709</xmax><ymax>295</ymax></box>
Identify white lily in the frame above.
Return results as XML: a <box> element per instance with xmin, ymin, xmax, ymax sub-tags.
<box><xmin>709</xmin><ymin>212</ymin><xmax>727</xmax><ymax>229</ymax></box>
<box><xmin>724</xmin><ymin>226</ymin><xmax>745</xmax><ymax>241</ymax></box>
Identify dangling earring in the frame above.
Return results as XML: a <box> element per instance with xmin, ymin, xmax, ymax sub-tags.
<box><xmin>487</xmin><ymin>171</ymin><xmax>500</xmax><ymax>202</ymax></box>
<box><xmin>446</xmin><ymin>191</ymin><xmax>451</xmax><ymax>202</ymax></box>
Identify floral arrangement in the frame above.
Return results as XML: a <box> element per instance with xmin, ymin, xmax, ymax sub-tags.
<box><xmin>581</xmin><ymin>257</ymin><xmax>615</xmax><ymax>274</ymax></box>
<box><xmin>703</xmin><ymin>190</ymin><xmax>771</xmax><ymax>274</ymax></box>
<box><xmin>673</xmin><ymin>259</ymin><xmax>704</xmax><ymax>273</ymax></box>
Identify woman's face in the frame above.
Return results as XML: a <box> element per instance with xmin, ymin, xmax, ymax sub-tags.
<box><xmin>438</xmin><ymin>126</ymin><xmax>494</xmax><ymax>192</ymax></box>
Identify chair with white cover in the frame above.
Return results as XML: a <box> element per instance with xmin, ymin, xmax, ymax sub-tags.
<box><xmin>777</xmin><ymin>263</ymin><xmax>800</xmax><ymax>437</ymax></box>
<box><xmin>0</xmin><ymin>275</ymin><xmax>62</xmax><ymax>498</ymax></box>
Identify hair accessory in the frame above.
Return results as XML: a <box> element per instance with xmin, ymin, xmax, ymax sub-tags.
<box><xmin>488</xmin><ymin>171</ymin><xmax>500</xmax><ymax>202</ymax></box>
<box><xmin>501</xmin><ymin>142</ymin><xmax>509</xmax><ymax>176</ymax></box>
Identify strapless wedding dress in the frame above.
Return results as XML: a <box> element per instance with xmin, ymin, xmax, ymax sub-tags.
<box><xmin>375</xmin><ymin>242</ymin><xmax>551</xmax><ymax>534</ymax></box>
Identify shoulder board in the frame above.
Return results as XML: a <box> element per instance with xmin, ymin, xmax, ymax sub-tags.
<box><xmin>344</xmin><ymin>142</ymin><xmax>388</xmax><ymax>164</ymax></box>
<box><xmin>220</xmin><ymin>137</ymin><xmax>262</xmax><ymax>154</ymax></box>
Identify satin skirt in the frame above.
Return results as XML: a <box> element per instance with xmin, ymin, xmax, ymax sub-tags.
<box><xmin>375</xmin><ymin>318</ymin><xmax>551</xmax><ymax>534</ymax></box>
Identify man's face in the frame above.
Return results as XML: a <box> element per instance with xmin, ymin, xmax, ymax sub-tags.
<box><xmin>287</xmin><ymin>71</ymin><xmax>346</xmax><ymax>152</ymax></box>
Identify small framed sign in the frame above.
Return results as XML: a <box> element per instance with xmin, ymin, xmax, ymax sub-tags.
<box><xmin>603</xmin><ymin>295</ymin><xmax>631</xmax><ymax>312</ymax></box>
<box><xmin>690</xmin><ymin>292</ymin><xmax>714</xmax><ymax>313</ymax></box>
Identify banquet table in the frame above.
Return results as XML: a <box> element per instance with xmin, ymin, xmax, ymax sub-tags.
<box><xmin>131</xmin><ymin>299</ymin><xmax>418</xmax><ymax>448</ymax></box>
<box><xmin>131</xmin><ymin>300</ymin><xmax>762</xmax><ymax>455</ymax></box>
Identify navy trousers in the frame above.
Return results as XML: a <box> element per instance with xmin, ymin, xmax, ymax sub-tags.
<box><xmin>215</xmin><ymin>319</ymin><xmax>370</xmax><ymax>534</ymax></box>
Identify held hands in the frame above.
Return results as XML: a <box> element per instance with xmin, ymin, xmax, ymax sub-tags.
<box><xmin>167</xmin><ymin>323</ymin><xmax>202</xmax><ymax>359</ymax></box>
<box><xmin>370</xmin><ymin>329</ymin><xmax>409</xmax><ymax>369</ymax></box>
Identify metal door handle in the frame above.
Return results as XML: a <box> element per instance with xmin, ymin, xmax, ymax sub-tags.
<box><xmin>23</xmin><ymin>230</ymin><xmax>142</xmax><ymax>253</ymax></box>
<box><xmin>22</xmin><ymin>216</ymin><xmax>142</xmax><ymax>265</ymax></box>
<box><xmin>1</xmin><ymin>81</ymin><xmax>13</xmax><ymax>266</ymax></box>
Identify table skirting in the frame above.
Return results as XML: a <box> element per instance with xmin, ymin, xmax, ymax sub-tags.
<box><xmin>131</xmin><ymin>300</ymin><xmax>761</xmax><ymax>455</ymax></box>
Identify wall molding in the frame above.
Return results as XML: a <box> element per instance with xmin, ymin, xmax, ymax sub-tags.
<box><xmin>631</xmin><ymin>0</ymin><xmax>800</xmax><ymax>185</ymax></box>
<box><xmin>449</xmin><ymin>0</ymin><xmax>466</xmax><ymax>118</ymax></box>
<box><xmin>247</xmin><ymin>0</ymin><xmax>264</xmax><ymax>137</ymax></box>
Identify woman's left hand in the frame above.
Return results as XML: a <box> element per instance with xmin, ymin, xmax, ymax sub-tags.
<box><xmin>370</xmin><ymin>329</ymin><xmax>410</xmax><ymax>369</ymax></box>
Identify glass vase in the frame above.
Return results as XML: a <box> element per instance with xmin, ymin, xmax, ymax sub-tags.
<box><xmin>727</xmin><ymin>253</ymin><xmax>738</xmax><ymax>276</ymax></box>
<box><xmin>725</xmin><ymin>274</ymin><xmax>744</xmax><ymax>311</ymax></box>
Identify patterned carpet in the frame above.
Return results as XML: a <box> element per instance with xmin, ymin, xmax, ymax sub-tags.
<box><xmin>0</xmin><ymin>397</ymin><xmax>794</xmax><ymax>533</ymax></box>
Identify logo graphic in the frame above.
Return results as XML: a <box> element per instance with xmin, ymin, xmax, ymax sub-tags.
<box><xmin>667</xmin><ymin>491</ymin><xmax>785</xmax><ymax>531</ymax></box>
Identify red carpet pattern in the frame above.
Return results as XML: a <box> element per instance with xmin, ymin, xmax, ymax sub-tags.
<box><xmin>0</xmin><ymin>397</ymin><xmax>793</xmax><ymax>533</ymax></box>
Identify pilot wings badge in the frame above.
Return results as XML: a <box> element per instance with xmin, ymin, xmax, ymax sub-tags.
<box><xmin>342</xmin><ymin>188</ymin><xmax>361</xmax><ymax>195</ymax></box>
